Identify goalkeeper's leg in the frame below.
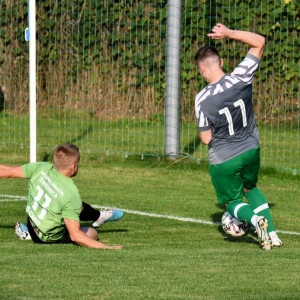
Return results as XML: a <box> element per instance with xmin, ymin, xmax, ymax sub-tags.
<box><xmin>80</xmin><ymin>202</ymin><xmax>124</xmax><ymax>227</ymax></box>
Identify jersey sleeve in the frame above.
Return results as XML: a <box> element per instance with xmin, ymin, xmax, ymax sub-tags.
<box><xmin>231</xmin><ymin>54</ymin><xmax>260</xmax><ymax>84</ymax></box>
<box><xmin>22</xmin><ymin>162</ymin><xmax>50</xmax><ymax>178</ymax></box>
<box><xmin>196</xmin><ymin>105</ymin><xmax>211</xmax><ymax>132</ymax></box>
<box><xmin>195</xmin><ymin>90</ymin><xmax>212</xmax><ymax>132</ymax></box>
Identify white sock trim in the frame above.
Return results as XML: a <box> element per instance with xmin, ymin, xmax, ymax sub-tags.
<box><xmin>251</xmin><ymin>215</ymin><xmax>258</xmax><ymax>227</ymax></box>
<box><xmin>233</xmin><ymin>203</ymin><xmax>248</xmax><ymax>219</ymax></box>
<box><xmin>253</xmin><ymin>203</ymin><xmax>269</xmax><ymax>214</ymax></box>
<box><xmin>269</xmin><ymin>231</ymin><xmax>278</xmax><ymax>238</ymax></box>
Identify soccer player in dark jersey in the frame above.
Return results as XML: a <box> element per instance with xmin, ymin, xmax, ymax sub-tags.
<box><xmin>0</xmin><ymin>144</ymin><xmax>123</xmax><ymax>249</ymax></box>
<box><xmin>194</xmin><ymin>23</ymin><xmax>282</xmax><ymax>250</ymax></box>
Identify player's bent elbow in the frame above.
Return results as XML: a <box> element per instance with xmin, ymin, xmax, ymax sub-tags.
<box><xmin>257</xmin><ymin>35</ymin><xmax>265</xmax><ymax>50</ymax></box>
<box><xmin>199</xmin><ymin>130</ymin><xmax>212</xmax><ymax>145</ymax></box>
<box><xmin>68</xmin><ymin>230</ymin><xmax>83</xmax><ymax>243</ymax></box>
<box><xmin>68</xmin><ymin>228</ymin><xmax>99</xmax><ymax>247</ymax></box>
<box><xmin>69</xmin><ymin>232</ymin><xmax>78</xmax><ymax>243</ymax></box>
<box><xmin>200</xmin><ymin>136</ymin><xmax>211</xmax><ymax>145</ymax></box>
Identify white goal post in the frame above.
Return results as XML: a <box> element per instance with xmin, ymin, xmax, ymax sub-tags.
<box><xmin>26</xmin><ymin>0</ymin><xmax>37</xmax><ymax>162</ymax></box>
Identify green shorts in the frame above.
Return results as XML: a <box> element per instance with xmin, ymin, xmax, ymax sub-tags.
<box><xmin>209</xmin><ymin>147</ymin><xmax>260</xmax><ymax>204</ymax></box>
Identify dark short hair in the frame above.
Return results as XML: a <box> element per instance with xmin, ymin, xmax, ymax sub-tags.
<box><xmin>194</xmin><ymin>46</ymin><xmax>221</xmax><ymax>65</ymax></box>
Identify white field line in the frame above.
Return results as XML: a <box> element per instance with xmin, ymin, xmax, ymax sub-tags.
<box><xmin>0</xmin><ymin>195</ymin><xmax>27</xmax><ymax>201</ymax></box>
<box><xmin>93</xmin><ymin>205</ymin><xmax>300</xmax><ymax>236</ymax></box>
<box><xmin>93</xmin><ymin>205</ymin><xmax>219</xmax><ymax>225</ymax></box>
<box><xmin>1</xmin><ymin>195</ymin><xmax>299</xmax><ymax>236</ymax></box>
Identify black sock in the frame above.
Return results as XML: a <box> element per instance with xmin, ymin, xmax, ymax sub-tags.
<box><xmin>79</xmin><ymin>202</ymin><xmax>100</xmax><ymax>221</ymax></box>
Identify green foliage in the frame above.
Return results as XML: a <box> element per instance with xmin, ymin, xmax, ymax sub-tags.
<box><xmin>0</xmin><ymin>0</ymin><xmax>299</xmax><ymax>117</ymax></box>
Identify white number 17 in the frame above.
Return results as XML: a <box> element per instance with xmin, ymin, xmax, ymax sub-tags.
<box><xmin>219</xmin><ymin>99</ymin><xmax>247</xmax><ymax>135</ymax></box>
<box><xmin>33</xmin><ymin>185</ymin><xmax>52</xmax><ymax>220</ymax></box>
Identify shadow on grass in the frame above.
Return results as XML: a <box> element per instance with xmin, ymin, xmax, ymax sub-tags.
<box><xmin>67</xmin><ymin>125</ymin><xmax>94</xmax><ymax>145</ymax></box>
<box><xmin>40</xmin><ymin>125</ymin><xmax>94</xmax><ymax>162</ymax></box>
<box><xmin>222</xmin><ymin>235</ymin><xmax>258</xmax><ymax>245</ymax></box>
<box><xmin>182</xmin><ymin>135</ymin><xmax>201</xmax><ymax>156</ymax></box>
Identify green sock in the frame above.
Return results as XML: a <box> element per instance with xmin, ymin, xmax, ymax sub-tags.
<box><xmin>244</xmin><ymin>187</ymin><xmax>275</xmax><ymax>232</ymax></box>
<box><xmin>227</xmin><ymin>200</ymin><xmax>256</xmax><ymax>225</ymax></box>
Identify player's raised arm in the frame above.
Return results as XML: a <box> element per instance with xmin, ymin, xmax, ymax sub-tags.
<box><xmin>0</xmin><ymin>165</ymin><xmax>25</xmax><ymax>178</ymax></box>
<box><xmin>207</xmin><ymin>23</ymin><xmax>265</xmax><ymax>60</ymax></box>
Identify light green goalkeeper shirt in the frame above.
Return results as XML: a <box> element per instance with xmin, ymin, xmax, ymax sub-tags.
<box><xmin>22</xmin><ymin>162</ymin><xmax>82</xmax><ymax>242</ymax></box>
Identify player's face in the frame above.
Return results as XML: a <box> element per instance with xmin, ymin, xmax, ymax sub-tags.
<box><xmin>197</xmin><ymin>64</ymin><xmax>210</xmax><ymax>83</ymax></box>
<box><xmin>71</xmin><ymin>158</ymin><xmax>80</xmax><ymax>177</ymax></box>
<box><xmin>197</xmin><ymin>64</ymin><xmax>206</xmax><ymax>77</ymax></box>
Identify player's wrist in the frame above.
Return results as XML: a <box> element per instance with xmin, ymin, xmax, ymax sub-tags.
<box><xmin>225</xmin><ymin>28</ymin><xmax>234</xmax><ymax>39</ymax></box>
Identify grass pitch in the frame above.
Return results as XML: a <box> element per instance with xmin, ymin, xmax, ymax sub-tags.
<box><xmin>0</xmin><ymin>157</ymin><xmax>300</xmax><ymax>299</ymax></box>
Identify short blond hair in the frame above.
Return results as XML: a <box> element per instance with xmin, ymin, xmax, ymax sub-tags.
<box><xmin>53</xmin><ymin>144</ymin><xmax>80</xmax><ymax>170</ymax></box>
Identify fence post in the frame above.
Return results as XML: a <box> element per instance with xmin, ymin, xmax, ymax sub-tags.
<box><xmin>164</xmin><ymin>0</ymin><xmax>182</xmax><ymax>158</ymax></box>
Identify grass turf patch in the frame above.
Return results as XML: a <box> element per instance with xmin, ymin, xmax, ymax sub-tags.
<box><xmin>0</xmin><ymin>159</ymin><xmax>299</xmax><ymax>299</ymax></box>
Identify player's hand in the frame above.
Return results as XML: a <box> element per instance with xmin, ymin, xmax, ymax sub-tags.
<box><xmin>207</xmin><ymin>23</ymin><xmax>230</xmax><ymax>39</ymax></box>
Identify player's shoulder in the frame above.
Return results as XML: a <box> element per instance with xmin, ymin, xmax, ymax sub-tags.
<box><xmin>230</xmin><ymin>54</ymin><xmax>260</xmax><ymax>81</ymax></box>
<box><xmin>22</xmin><ymin>162</ymin><xmax>53</xmax><ymax>177</ymax></box>
<box><xmin>195</xmin><ymin>85</ymin><xmax>213</xmax><ymax>104</ymax></box>
<box><xmin>235</xmin><ymin>54</ymin><xmax>260</xmax><ymax>70</ymax></box>
<box><xmin>28</xmin><ymin>161</ymin><xmax>53</xmax><ymax>172</ymax></box>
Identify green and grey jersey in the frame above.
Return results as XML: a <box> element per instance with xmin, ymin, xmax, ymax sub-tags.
<box><xmin>195</xmin><ymin>54</ymin><xmax>260</xmax><ymax>165</ymax></box>
<box><xmin>22</xmin><ymin>162</ymin><xmax>82</xmax><ymax>242</ymax></box>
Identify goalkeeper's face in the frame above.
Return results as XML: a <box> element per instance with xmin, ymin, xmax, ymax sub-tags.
<box><xmin>70</xmin><ymin>158</ymin><xmax>80</xmax><ymax>178</ymax></box>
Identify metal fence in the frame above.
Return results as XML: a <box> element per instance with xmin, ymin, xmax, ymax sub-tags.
<box><xmin>0</xmin><ymin>0</ymin><xmax>299</xmax><ymax>172</ymax></box>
